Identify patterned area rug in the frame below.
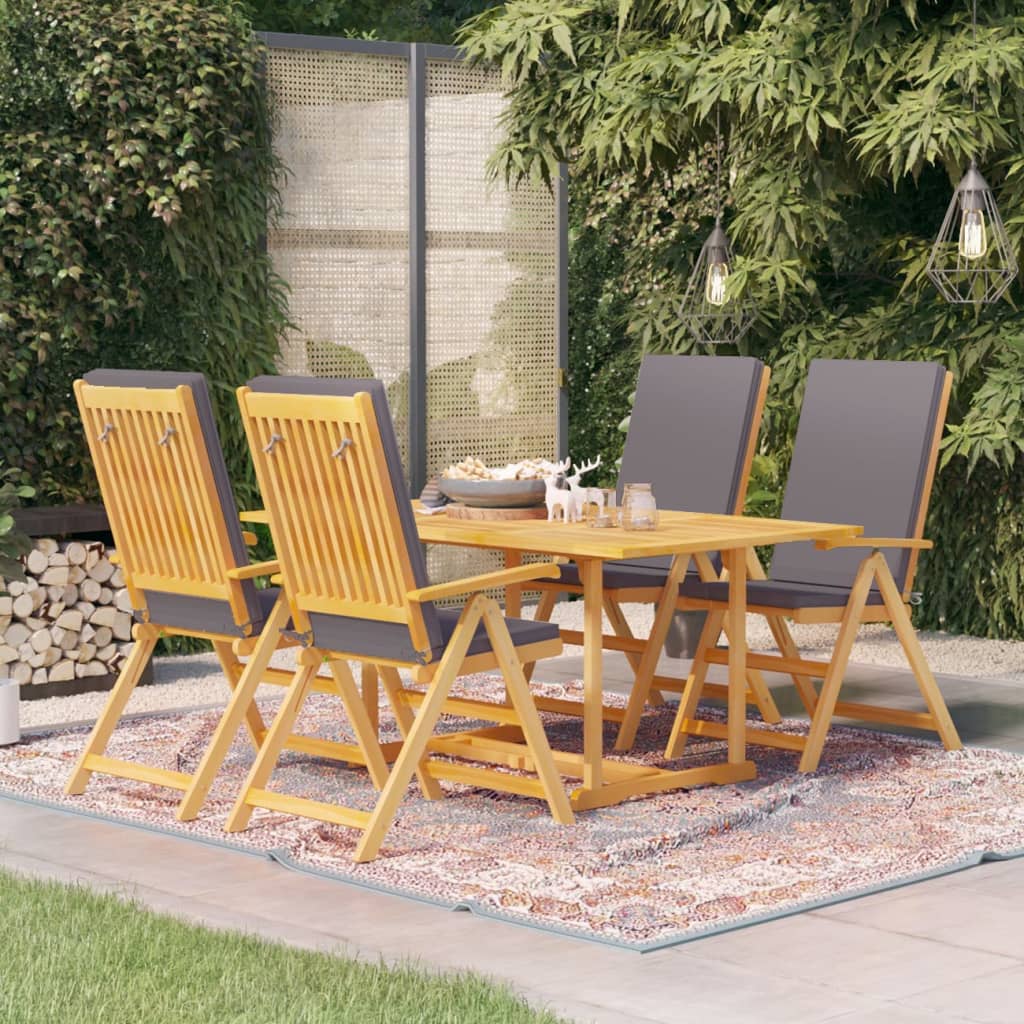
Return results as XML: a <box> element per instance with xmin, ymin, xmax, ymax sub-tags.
<box><xmin>1</xmin><ymin>675</ymin><xmax>1023</xmax><ymax>951</ymax></box>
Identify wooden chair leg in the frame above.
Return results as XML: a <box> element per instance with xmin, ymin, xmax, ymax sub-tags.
<box><xmin>523</xmin><ymin>588</ymin><xmax>558</xmax><ymax>682</ymax></box>
<box><xmin>603</xmin><ymin>594</ymin><xmax>665</xmax><ymax>706</ymax></box>
<box><xmin>176</xmin><ymin>596</ymin><xmax>290</xmax><ymax>821</ymax></box>
<box><xmin>874</xmin><ymin>560</ymin><xmax>962</xmax><ymax>752</ymax></box>
<box><xmin>743</xmin><ymin>664</ymin><xmax>782</xmax><ymax>724</ymax></box>
<box><xmin>65</xmin><ymin>624</ymin><xmax>159</xmax><ymax>795</ymax></box>
<box><xmin>797</xmin><ymin>556</ymin><xmax>877</xmax><ymax>773</ymax></box>
<box><xmin>361</xmin><ymin>663</ymin><xmax>380</xmax><ymax>737</ymax></box>
<box><xmin>481</xmin><ymin>600</ymin><xmax>574</xmax><ymax>825</ymax></box>
<box><xmin>378</xmin><ymin>666</ymin><xmax>444</xmax><ymax>800</ymax></box>
<box><xmin>225</xmin><ymin>659</ymin><xmax>319</xmax><ymax>833</ymax></box>
<box><xmin>211</xmin><ymin>639</ymin><xmax>267</xmax><ymax>751</ymax></box>
<box><xmin>326</xmin><ymin>659</ymin><xmax>390</xmax><ymax>790</ymax></box>
<box><xmin>614</xmin><ymin>555</ymin><xmax>691</xmax><ymax>751</ymax></box>
<box><xmin>665</xmin><ymin>610</ymin><xmax>723</xmax><ymax>759</ymax></box>
<box><xmin>354</xmin><ymin>599</ymin><xmax>487</xmax><ymax>863</ymax></box>
<box><xmin>766</xmin><ymin>614</ymin><xmax>820</xmax><ymax>715</ymax></box>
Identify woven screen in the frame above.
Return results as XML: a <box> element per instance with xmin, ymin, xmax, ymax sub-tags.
<box><xmin>265</xmin><ymin>41</ymin><xmax>561</xmax><ymax>589</ymax></box>
<box><xmin>423</xmin><ymin>59</ymin><xmax>559</xmax><ymax>479</ymax></box>
<box><xmin>265</xmin><ymin>46</ymin><xmax>411</xmax><ymax>463</ymax></box>
<box><xmin>423</xmin><ymin>59</ymin><xmax>559</xmax><ymax>585</ymax></box>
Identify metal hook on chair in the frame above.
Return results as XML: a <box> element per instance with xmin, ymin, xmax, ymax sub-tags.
<box><xmin>263</xmin><ymin>432</ymin><xmax>284</xmax><ymax>454</ymax></box>
<box><xmin>157</xmin><ymin>425</ymin><xmax>176</xmax><ymax>447</ymax></box>
<box><xmin>97</xmin><ymin>423</ymin><xmax>114</xmax><ymax>443</ymax></box>
<box><xmin>331</xmin><ymin>437</ymin><xmax>354</xmax><ymax>459</ymax></box>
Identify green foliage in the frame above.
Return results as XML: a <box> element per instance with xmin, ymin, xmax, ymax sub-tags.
<box><xmin>244</xmin><ymin>0</ymin><xmax>503</xmax><ymax>42</ymax></box>
<box><xmin>463</xmin><ymin>0</ymin><xmax>1024</xmax><ymax>637</ymax></box>
<box><xmin>0</xmin><ymin>464</ymin><xmax>33</xmax><ymax>583</ymax></box>
<box><xmin>0</xmin><ymin>870</ymin><xmax>568</xmax><ymax>1024</ymax></box>
<box><xmin>0</xmin><ymin>0</ymin><xmax>289</xmax><ymax>510</ymax></box>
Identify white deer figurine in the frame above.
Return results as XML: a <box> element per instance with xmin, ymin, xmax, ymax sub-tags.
<box><xmin>543</xmin><ymin>459</ymin><xmax>575</xmax><ymax>522</ymax></box>
<box><xmin>567</xmin><ymin>456</ymin><xmax>603</xmax><ymax>517</ymax></box>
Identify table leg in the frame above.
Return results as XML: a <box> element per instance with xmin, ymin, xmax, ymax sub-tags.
<box><xmin>723</xmin><ymin>547</ymin><xmax>748</xmax><ymax>765</ymax></box>
<box><xmin>504</xmin><ymin>549</ymin><xmax>522</xmax><ymax>619</ymax></box>
<box><xmin>580</xmin><ymin>558</ymin><xmax>604</xmax><ymax>792</ymax></box>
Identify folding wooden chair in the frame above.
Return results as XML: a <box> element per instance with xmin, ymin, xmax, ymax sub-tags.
<box><xmin>667</xmin><ymin>358</ymin><xmax>963</xmax><ymax>771</ymax></box>
<box><xmin>66</xmin><ymin>370</ymin><xmax>388</xmax><ymax>821</ymax></box>
<box><xmin>227</xmin><ymin>377</ymin><xmax>573</xmax><ymax>862</ymax></box>
<box><xmin>528</xmin><ymin>355</ymin><xmax>779</xmax><ymax>732</ymax></box>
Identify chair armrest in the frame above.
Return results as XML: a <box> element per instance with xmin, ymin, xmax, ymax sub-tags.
<box><xmin>407</xmin><ymin>563</ymin><xmax>562</xmax><ymax>604</ymax></box>
<box><xmin>226</xmin><ymin>560</ymin><xmax>281</xmax><ymax>580</ymax></box>
<box><xmin>814</xmin><ymin>537</ymin><xmax>932</xmax><ymax>551</ymax></box>
<box><xmin>240</xmin><ymin>509</ymin><xmax>270</xmax><ymax>525</ymax></box>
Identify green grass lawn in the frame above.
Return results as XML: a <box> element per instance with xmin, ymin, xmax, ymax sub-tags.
<box><xmin>0</xmin><ymin>870</ymin><xmax>567</xmax><ymax>1024</ymax></box>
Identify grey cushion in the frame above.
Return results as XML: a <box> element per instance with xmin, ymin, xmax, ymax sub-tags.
<box><xmin>309</xmin><ymin>609</ymin><xmax>559</xmax><ymax>663</ymax></box>
<box><xmin>555</xmin><ymin>561</ymin><xmax>693</xmax><ymax>591</ymax></box>
<box><xmin>561</xmin><ymin>355</ymin><xmax>765</xmax><ymax>587</ymax></box>
<box><xmin>142</xmin><ymin>587</ymin><xmax>285</xmax><ymax>636</ymax></box>
<box><xmin>679</xmin><ymin>577</ymin><xmax>884</xmax><ymax>609</ymax></box>
<box><xmin>84</xmin><ymin>369</ymin><xmax>264</xmax><ymax>633</ymax></box>
<box><xmin>246</xmin><ymin>376</ymin><xmax>444</xmax><ymax>654</ymax></box>
<box><xmin>769</xmin><ymin>360</ymin><xmax>945</xmax><ymax>594</ymax></box>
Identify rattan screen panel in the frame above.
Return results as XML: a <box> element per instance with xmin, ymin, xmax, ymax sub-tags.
<box><xmin>423</xmin><ymin>59</ymin><xmax>559</xmax><ymax>481</ymax></box>
<box><xmin>266</xmin><ymin>46</ymin><xmax>410</xmax><ymax>463</ymax></box>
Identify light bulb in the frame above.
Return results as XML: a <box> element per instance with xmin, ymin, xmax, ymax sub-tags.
<box><xmin>705</xmin><ymin>261</ymin><xmax>729</xmax><ymax>306</ymax></box>
<box><xmin>959</xmin><ymin>206</ymin><xmax>987</xmax><ymax>260</ymax></box>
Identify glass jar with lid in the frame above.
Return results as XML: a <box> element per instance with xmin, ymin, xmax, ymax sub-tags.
<box><xmin>620</xmin><ymin>483</ymin><xmax>658</xmax><ymax>530</ymax></box>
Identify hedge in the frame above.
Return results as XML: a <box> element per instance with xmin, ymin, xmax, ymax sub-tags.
<box><xmin>0</xmin><ymin>0</ymin><xmax>288</xmax><ymax>510</ymax></box>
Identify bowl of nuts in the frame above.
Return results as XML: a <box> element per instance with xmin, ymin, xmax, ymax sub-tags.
<box><xmin>438</xmin><ymin>458</ymin><xmax>558</xmax><ymax>508</ymax></box>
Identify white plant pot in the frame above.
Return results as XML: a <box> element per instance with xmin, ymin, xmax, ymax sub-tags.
<box><xmin>0</xmin><ymin>678</ymin><xmax>20</xmax><ymax>746</ymax></box>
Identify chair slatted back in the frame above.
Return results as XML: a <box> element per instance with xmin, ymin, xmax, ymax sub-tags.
<box><xmin>238</xmin><ymin>387</ymin><xmax>433</xmax><ymax>655</ymax></box>
<box><xmin>75</xmin><ymin>379</ymin><xmax>251</xmax><ymax>628</ymax></box>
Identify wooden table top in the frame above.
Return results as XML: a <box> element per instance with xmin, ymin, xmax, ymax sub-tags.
<box><xmin>412</xmin><ymin>505</ymin><xmax>862</xmax><ymax>560</ymax></box>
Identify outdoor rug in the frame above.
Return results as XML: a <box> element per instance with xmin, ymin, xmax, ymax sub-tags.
<box><xmin>1</xmin><ymin>675</ymin><xmax>1023</xmax><ymax>951</ymax></box>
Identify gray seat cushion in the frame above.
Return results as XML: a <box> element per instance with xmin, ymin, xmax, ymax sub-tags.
<box><xmin>84</xmin><ymin>369</ymin><xmax>264</xmax><ymax>635</ymax></box>
<box><xmin>769</xmin><ymin>359</ymin><xmax>945</xmax><ymax>594</ymax></box>
<box><xmin>309</xmin><ymin>609</ymin><xmax>559</xmax><ymax>663</ymax></box>
<box><xmin>555</xmin><ymin>561</ymin><xmax>694</xmax><ymax>591</ymax></box>
<box><xmin>615</xmin><ymin>354</ymin><xmax>765</xmax><ymax>573</ymax></box>
<box><xmin>679</xmin><ymin>577</ymin><xmax>884</xmax><ymax>609</ymax></box>
<box><xmin>143</xmin><ymin>587</ymin><xmax>285</xmax><ymax>635</ymax></box>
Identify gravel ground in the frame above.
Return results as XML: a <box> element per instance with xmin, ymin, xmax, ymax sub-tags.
<box><xmin>17</xmin><ymin>599</ymin><xmax>1024</xmax><ymax>730</ymax></box>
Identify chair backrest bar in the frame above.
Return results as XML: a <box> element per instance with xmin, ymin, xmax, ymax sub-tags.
<box><xmin>771</xmin><ymin>359</ymin><xmax>951</xmax><ymax>595</ymax></box>
<box><xmin>238</xmin><ymin>384</ymin><xmax>436</xmax><ymax>658</ymax></box>
<box><xmin>617</xmin><ymin>355</ymin><xmax>769</xmax><ymax>570</ymax></box>
<box><xmin>76</xmin><ymin>372</ymin><xmax>258</xmax><ymax>631</ymax></box>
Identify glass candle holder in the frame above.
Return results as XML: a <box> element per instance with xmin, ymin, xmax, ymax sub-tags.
<box><xmin>620</xmin><ymin>483</ymin><xmax>658</xmax><ymax>530</ymax></box>
<box><xmin>583</xmin><ymin>487</ymin><xmax>617</xmax><ymax>528</ymax></box>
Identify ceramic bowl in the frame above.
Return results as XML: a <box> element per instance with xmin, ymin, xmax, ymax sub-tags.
<box><xmin>438</xmin><ymin>478</ymin><xmax>547</xmax><ymax>508</ymax></box>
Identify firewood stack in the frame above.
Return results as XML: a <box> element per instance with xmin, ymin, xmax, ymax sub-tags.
<box><xmin>0</xmin><ymin>539</ymin><xmax>135</xmax><ymax>687</ymax></box>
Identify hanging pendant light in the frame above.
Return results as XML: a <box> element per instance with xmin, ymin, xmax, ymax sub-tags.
<box><xmin>926</xmin><ymin>0</ymin><xmax>1018</xmax><ymax>304</ymax></box>
<box><xmin>679</xmin><ymin>108</ymin><xmax>756</xmax><ymax>346</ymax></box>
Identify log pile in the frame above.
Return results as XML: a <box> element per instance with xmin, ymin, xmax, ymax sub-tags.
<box><xmin>0</xmin><ymin>539</ymin><xmax>134</xmax><ymax>686</ymax></box>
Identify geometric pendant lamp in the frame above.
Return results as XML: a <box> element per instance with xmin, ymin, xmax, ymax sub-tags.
<box><xmin>925</xmin><ymin>0</ymin><xmax>1018</xmax><ymax>304</ymax></box>
<box><xmin>679</xmin><ymin>108</ymin><xmax>757</xmax><ymax>345</ymax></box>
<box><xmin>926</xmin><ymin>159</ymin><xmax>1019</xmax><ymax>304</ymax></box>
<box><xmin>679</xmin><ymin>216</ymin><xmax>757</xmax><ymax>345</ymax></box>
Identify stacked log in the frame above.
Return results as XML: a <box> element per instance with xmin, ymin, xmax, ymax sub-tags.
<box><xmin>0</xmin><ymin>539</ymin><xmax>134</xmax><ymax>687</ymax></box>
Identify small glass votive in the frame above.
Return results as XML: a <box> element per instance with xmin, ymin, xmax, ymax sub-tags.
<box><xmin>621</xmin><ymin>483</ymin><xmax>658</xmax><ymax>530</ymax></box>
<box><xmin>583</xmin><ymin>487</ymin><xmax>618</xmax><ymax>528</ymax></box>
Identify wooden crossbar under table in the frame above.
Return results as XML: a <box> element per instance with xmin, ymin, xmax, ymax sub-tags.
<box><xmin>412</xmin><ymin>507</ymin><xmax>862</xmax><ymax>810</ymax></box>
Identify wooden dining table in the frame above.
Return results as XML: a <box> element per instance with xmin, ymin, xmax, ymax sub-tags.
<box><xmin>415</xmin><ymin>506</ymin><xmax>861</xmax><ymax>810</ymax></box>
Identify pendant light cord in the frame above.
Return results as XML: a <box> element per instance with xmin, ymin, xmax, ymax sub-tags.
<box><xmin>715</xmin><ymin>105</ymin><xmax>722</xmax><ymax>221</ymax></box>
<box><xmin>972</xmin><ymin>0</ymin><xmax>978</xmax><ymax>118</ymax></box>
